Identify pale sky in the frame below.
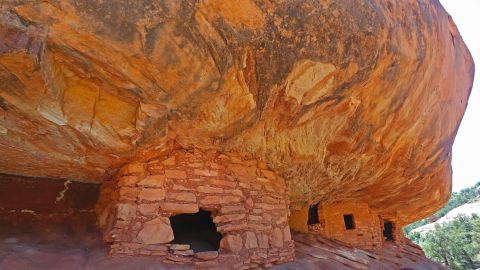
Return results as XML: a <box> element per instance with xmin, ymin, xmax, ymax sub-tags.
<box><xmin>440</xmin><ymin>0</ymin><xmax>480</xmax><ymax>191</ymax></box>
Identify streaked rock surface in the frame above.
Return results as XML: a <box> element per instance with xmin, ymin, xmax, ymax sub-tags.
<box><xmin>0</xmin><ymin>0</ymin><xmax>474</xmax><ymax>223</ymax></box>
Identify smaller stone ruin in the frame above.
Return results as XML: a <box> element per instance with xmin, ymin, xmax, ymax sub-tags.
<box><xmin>96</xmin><ymin>149</ymin><xmax>295</xmax><ymax>268</ymax></box>
<box><xmin>290</xmin><ymin>202</ymin><xmax>405</xmax><ymax>250</ymax></box>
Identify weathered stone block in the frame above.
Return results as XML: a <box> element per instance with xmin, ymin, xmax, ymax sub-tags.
<box><xmin>194</xmin><ymin>169</ymin><xmax>218</xmax><ymax>177</ymax></box>
<box><xmin>249</xmin><ymin>223</ymin><xmax>272</xmax><ymax>231</ymax></box>
<box><xmin>213</xmin><ymin>213</ymin><xmax>245</xmax><ymax>223</ymax></box>
<box><xmin>217</xmin><ymin>222</ymin><xmax>248</xmax><ymax>232</ymax></box>
<box><xmin>248</xmin><ymin>215</ymin><xmax>262</xmax><ymax>222</ymax></box>
<box><xmin>166</xmin><ymin>254</ymin><xmax>193</xmax><ymax>263</ymax></box>
<box><xmin>172</xmin><ymin>184</ymin><xmax>193</xmax><ymax>191</ymax></box>
<box><xmin>169</xmin><ymin>244</ymin><xmax>190</xmax><ymax>251</ymax></box>
<box><xmin>117</xmin><ymin>203</ymin><xmax>136</xmax><ymax>221</ymax></box>
<box><xmin>122</xmin><ymin>242</ymin><xmax>144</xmax><ymax>249</ymax></box>
<box><xmin>255</xmin><ymin>203</ymin><xmax>275</xmax><ymax>210</ymax></box>
<box><xmin>165</xmin><ymin>170</ymin><xmax>187</xmax><ymax>179</ymax></box>
<box><xmin>137</xmin><ymin>175</ymin><xmax>167</xmax><ymax>187</ymax></box>
<box><xmin>173</xmin><ymin>249</ymin><xmax>194</xmax><ymax>256</ymax></box>
<box><xmin>283</xmin><ymin>227</ymin><xmax>292</xmax><ymax>242</ymax></box>
<box><xmin>245</xmin><ymin>232</ymin><xmax>258</xmax><ymax>249</ymax></box>
<box><xmin>200</xmin><ymin>195</ymin><xmax>242</xmax><ymax>204</ymax></box>
<box><xmin>271</xmin><ymin>228</ymin><xmax>284</xmax><ymax>248</ymax></box>
<box><xmin>210</xmin><ymin>179</ymin><xmax>236</xmax><ymax>188</ymax></box>
<box><xmin>220</xmin><ymin>234</ymin><xmax>243</xmax><ymax>252</ymax></box>
<box><xmin>197</xmin><ymin>185</ymin><xmax>224</xmax><ymax>194</ymax></box>
<box><xmin>166</xmin><ymin>192</ymin><xmax>197</xmax><ymax>202</ymax></box>
<box><xmin>231</xmin><ymin>189</ymin><xmax>243</xmax><ymax>196</ymax></box>
<box><xmin>151</xmin><ymin>250</ymin><xmax>168</xmax><ymax>256</ymax></box>
<box><xmin>119</xmin><ymin>187</ymin><xmax>139</xmax><ymax>201</ymax></box>
<box><xmin>118</xmin><ymin>176</ymin><xmax>139</xmax><ymax>186</ymax></box>
<box><xmin>138</xmin><ymin>217</ymin><xmax>173</xmax><ymax>244</ymax></box>
<box><xmin>121</xmin><ymin>163</ymin><xmax>145</xmax><ymax>175</ymax></box>
<box><xmin>160</xmin><ymin>202</ymin><xmax>199</xmax><ymax>213</ymax></box>
<box><xmin>148</xmin><ymin>245</ymin><xmax>169</xmax><ymax>251</ymax></box>
<box><xmin>138</xmin><ymin>188</ymin><xmax>165</xmax><ymax>201</ymax></box>
<box><xmin>195</xmin><ymin>251</ymin><xmax>219</xmax><ymax>260</ymax></box>
<box><xmin>258</xmin><ymin>234</ymin><xmax>269</xmax><ymax>249</ymax></box>
<box><xmin>228</xmin><ymin>164</ymin><xmax>256</xmax><ymax>177</ymax></box>
<box><xmin>138</xmin><ymin>203</ymin><xmax>159</xmax><ymax>216</ymax></box>
<box><xmin>220</xmin><ymin>205</ymin><xmax>245</xmax><ymax>214</ymax></box>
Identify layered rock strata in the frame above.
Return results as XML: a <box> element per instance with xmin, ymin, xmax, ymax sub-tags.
<box><xmin>0</xmin><ymin>0</ymin><xmax>474</xmax><ymax>226</ymax></box>
<box><xmin>284</xmin><ymin>232</ymin><xmax>449</xmax><ymax>270</ymax></box>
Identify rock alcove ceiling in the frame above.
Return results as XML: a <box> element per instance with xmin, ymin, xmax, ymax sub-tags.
<box><xmin>0</xmin><ymin>0</ymin><xmax>474</xmax><ymax>225</ymax></box>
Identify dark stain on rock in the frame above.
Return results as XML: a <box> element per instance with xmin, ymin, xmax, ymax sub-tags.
<box><xmin>0</xmin><ymin>173</ymin><xmax>99</xmax><ymax>214</ymax></box>
<box><xmin>0</xmin><ymin>96</ymin><xmax>7</xmax><ymax>111</ymax></box>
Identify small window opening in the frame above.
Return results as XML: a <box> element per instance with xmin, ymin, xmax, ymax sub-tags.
<box><xmin>343</xmin><ymin>214</ymin><xmax>355</xmax><ymax>230</ymax></box>
<box><xmin>307</xmin><ymin>203</ymin><xmax>319</xmax><ymax>225</ymax></box>
<box><xmin>169</xmin><ymin>209</ymin><xmax>222</xmax><ymax>252</ymax></box>
<box><xmin>383</xmin><ymin>220</ymin><xmax>394</xmax><ymax>241</ymax></box>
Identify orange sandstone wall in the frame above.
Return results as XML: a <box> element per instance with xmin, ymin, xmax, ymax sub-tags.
<box><xmin>288</xmin><ymin>206</ymin><xmax>309</xmax><ymax>233</ymax></box>
<box><xmin>289</xmin><ymin>202</ymin><xmax>406</xmax><ymax>250</ymax></box>
<box><xmin>318</xmin><ymin>203</ymin><xmax>383</xmax><ymax>250</ymax></box>
<box><xmin>96</xmin><ymin>149</ymin><xmax>294</xmax><ymax>269</ymax></box>
<box><xmin>379</xmin><ymin>213</ymin><xmax>406</xmax><ymax>244</ymax></box>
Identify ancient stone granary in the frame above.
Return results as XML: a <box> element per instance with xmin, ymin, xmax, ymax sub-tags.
<box><xmin>96</xmin><ymin>149</ymin><xmax>294</xmax><ymax>267</ymax></box>
<box><xmin>0</xmin><ymin>0</ymin><xmax>474</xmax><ymax>269</ymax></box>
<box><xmin>289</xmin><ymin>202</ymin><xmax>405</xmax><ymax>250</ymax></box>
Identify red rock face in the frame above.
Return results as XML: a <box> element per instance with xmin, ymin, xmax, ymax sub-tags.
<box><xmin>0</xmin><ymin>173</ymin><xmax>100</xmax><ymax>248</ymax></box>
<box><xmin>0</xmin><ymin>0</ymin><xmax>474</xmax><ymax>227</ymax></box>
<box><xmin>0</xmin><ymin>173</ymin><xmax>99</xmax><ymax>215</ymax></box>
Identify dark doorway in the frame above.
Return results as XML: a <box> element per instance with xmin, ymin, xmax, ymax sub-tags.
<box><xmin>307</xmin><ymin>203</ymin><xmax>319</xmax><ymax>225</ymax></box>
<box><xmin>169</xmin><ymin>209</ymin><xmax>222</xmax><ymax>252</ymax></box>
<box><xmin>343</xmin><ymin>214</ymin><xmax>355</xmax><ymax>230</ymax></box>
<box><xmin>383</xmin><ymin>220</ymin><xmax>394</xmax><ymax>241</ymax></box>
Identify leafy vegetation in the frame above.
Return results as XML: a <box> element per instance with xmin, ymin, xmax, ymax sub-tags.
<box><xmin>412</xmin><ymin>215</ymin><xmax>480</xmax><ymax>270</ymax></box>
<box><xmin>404</xmin><ymin>181</ymin><xmax>480</xmax><ymax>235</ymax></box>
<box><xmin>404</xmin><ymin>181</ymin><xmax>480</xmax><ymax>270</ymax></box>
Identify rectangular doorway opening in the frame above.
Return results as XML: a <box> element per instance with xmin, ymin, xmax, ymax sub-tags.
<box><xmin>343</xmin><ymin>214</ymin><xmax>355</xmax><ymax>230</ymax></box>
<box><xmin>383</xmin><ymin>220</ymin><xmax>394</xmax><ymax>241</ymax></box>
<box><xmin>307</xmin><ymin>203</ymin><xmax>320</xmax><ymax>225</ymax></box>
<box><xmin>169</xmin><ymin>209</ymin><xmax>222</xmax><ymax>252</ymax></box>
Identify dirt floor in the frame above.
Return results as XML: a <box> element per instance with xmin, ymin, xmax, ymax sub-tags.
<box><xmin>0</xmin><ymin>175</ymin><xmax>447</xmax><ymax>270</ymax></box>
<box><xmin>0</xmin><ymin>214</ymin><xmax>448</xmax><ymax>270</ymax></box>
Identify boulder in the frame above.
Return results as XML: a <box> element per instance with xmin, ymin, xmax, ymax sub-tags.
<box><xmin>137</xmin><ymin>218</ymin><xmax>174</xmax><ymax>244</ymax></box>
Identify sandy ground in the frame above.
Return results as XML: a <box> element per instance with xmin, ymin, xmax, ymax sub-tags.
<box><xmin>0</xmin><ymin>215</ymin><xmax>447</xmax><ymax>270</ymax></box>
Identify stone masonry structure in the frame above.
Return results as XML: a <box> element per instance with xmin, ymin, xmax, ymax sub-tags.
<box><xmin>289</xmin><ymin>202</ymin><xmax>404</xmax><ymax>250</ymax></box>
<box><xmin>96</xmin><ymin>149</ymin><xmax>294</xmax><ymax>268</ymax></box>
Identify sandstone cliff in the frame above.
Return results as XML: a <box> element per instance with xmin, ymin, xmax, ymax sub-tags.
<box><xmin>0</xmin><ymin>0</ymin><xmax>474</xmax><ymax>225</ymax></box>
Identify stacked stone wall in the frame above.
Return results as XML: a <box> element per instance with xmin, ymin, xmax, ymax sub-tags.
<box><xmin>317</xmin><ymin>202</ymin><xmax>383</xmax><ymax>250</ymax></box>
<box><xmin>379</xmin><ymin>213</ymin><xmax>406</xmax><ymax>244</ymax></box>
<box><xmin>96</xmin><ymin>149</ymin><xmax>294</xmax><ymax>269</ymax></box>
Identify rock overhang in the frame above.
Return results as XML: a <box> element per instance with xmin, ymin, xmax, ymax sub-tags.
<box><xmin>0</xmin><ymin>0</ymin><xmax>474</xmax><ymax>224</ymax></box>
